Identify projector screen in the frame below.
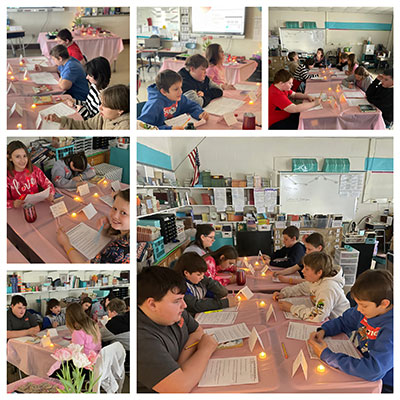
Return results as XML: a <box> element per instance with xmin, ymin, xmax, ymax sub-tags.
<box><xmin>191</xmin><ymin>7</ymin><xmax>246</xmax><ymax>35</ymax></box>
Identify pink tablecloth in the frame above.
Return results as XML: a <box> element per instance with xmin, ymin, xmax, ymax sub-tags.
<box><xmin>7</xmin><ymin>375</ymin><xmax>64</xmax><ymax>393</ymax></box>
<box><xmin>7</xmin><ymin>326</ymin><xmax>71</xmax><ymax>378</ymax></box>
<box><xmin>7</xmin><ymin>181</ymin><xmax>122</xmax><ymax>263</ymax></box>
<box><xmin>7</xmin><ymin>94</ymin><xmax>82</xmax><ymax>130</ymax></box>
<box><xmin>161</xmin><ymin>59</ymin><xmax>258</xmax><ymax>85</ymax></box>
<box><xmin>193</xmin><ymin>294</ymin><xmax>382</xmax><ymax>393</ymax></box>
<box><xmin>7</xmin><ymin>239</ymin><xmax>29</xmax><ymax>263</ymax></box>
<box><xmin>38</xmin><ymin>32</ymin><xmax>124</xmax><ymax>63</ymax></box>
<box><xmin>299</xmin><ymin>81</ymin><xmax>385</xmax><ymax>130</ymax></box>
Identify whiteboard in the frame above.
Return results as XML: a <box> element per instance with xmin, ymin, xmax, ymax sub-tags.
<box><xmin>363</xmin><ymin>172</ymin><xmax>393</xmax><ymax>202</ymax></box>
<box><xmin>279</xmin><ymin>173</ymin><xmax>364</xmax><ymax>221</ymax></box>
<box><xmin>279</xmin><ymin>28</ymin><xmax>325</xmax><ymax>53</ymax></box>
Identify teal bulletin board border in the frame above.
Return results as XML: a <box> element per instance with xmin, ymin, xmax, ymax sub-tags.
<box><xmin>137</xmin><ymin>143</ymin><xmax>172</xmax><ymax>170</ymax></box>
<box><xmin>364</xmin><ymin>158</ymin><xmax>393</xmax><ymax>172</ymax></box>
<box><xmin>325</xmin><ymin>22</ymin><xmax>392</xmax><ymax>31</ymax></box>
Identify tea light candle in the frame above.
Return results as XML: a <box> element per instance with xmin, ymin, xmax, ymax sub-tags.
<box><xmin>103</xmin><ymin>180</ymin><xmax>108</xmax><ymax>184</ymax></box>
<box><xmin>237</xmin><ymin>295</ymin><xmax>242</xmax><ymax>301</ymax></box>
<box><xmin>259</xmin><ymin>300</ymin><xmax>266</xmax><ymax>307</ymax></box>
<box><xmin>23</xmin><ymin>77</ymin><xmax>28</xmax><ymax>81</ymax></box>
<box><xmin>10</xmin><ymin>75</ymin><xmax>15</xmax><ymax>80</ymax></box>
<box><xmin>71</xmin><ymin>212</ymin><xmax>77</xmax><ymax>218</ymax></box>
<box><xmin>258</xmin><ymin>351</ymin><xmax>267</xmax><ymax>360</ymax></box>
<box><xmin>257</xmin><ymin>82</ymin><xmax>261</xmax><ymax>86</ymax></box>
<box><xmin>249</xmin><ymin>100</ymin><xmax>254</xmax><ymax>105</ymax></box>
<box><xmin>316</xmin><ymin>364</ymin><xmax>326</xmax><ymax>374</ymax></box>
<box><xmin>93</xmin><ymin>192</ymin><xmax>99</xmax><ymax>198</ymax></box>
<box><xmin>8</xmin><ymin>70</ymin><xmax>12</xmax><ymax>75</ymax></box>
<box><xmin>19</xmin><ymin>61</ymin><xmax>24</xmax><ymax>66</ymax></box>
<box><xmin>261</xmin><ymin>272</ymin><xmax>266</xmax><ymax>277</ymax></box>
<box><xmin>323</xmin><ymin>76</ymin><xmax>327</xmax><ymax>80</ymax></box>
<box><xmin>83</xmin><ymin>32</ymin><xmax>87</xmax><ymax>36</ymax></box>
<box><xmin>17</xmin><ymin>123</ymin><xmax>22</xmax><ymax>130</ymax></box>
<box><xmin>31</xmin><ymin>104</ymin><xmax>37</xmax><ymax>109</ymax></box>
<box><xmin>74</xmin><ymin>196</ymin><xmax>81</xmax><ymax>202</ymax></box>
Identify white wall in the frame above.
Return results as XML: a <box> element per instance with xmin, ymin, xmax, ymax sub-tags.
<box><xmin>269</xmin><ymin>9</ymin><xmax>393</xmax><ymax>59</ymax></box>
<box><xmin>138</xmin><ymin>137</ymin><xmax>393</xmax><ymax>222</ymax></box>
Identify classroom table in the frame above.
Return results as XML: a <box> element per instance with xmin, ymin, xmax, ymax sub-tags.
<box><xmin>197</xmin><ymin>83</ymin><xmax>262</xmax><ymax>130</ymax></box>
<box><xmin>7</xmin><ymin>326</ymin><xmax>71</xmax><ymax>378</ymax></box>
<box><xmin>7</xmin><ymin>26</ymin><xmax>26</xmax><ymax>57</ymax></box>
<box><xmin>299</xmin><ymin>81</ymin><xmax>385</xmax><ymax>130</ymax></box>
<box><xmin>7</xmin><ymin>375</ymin><xmax>64</xmax><ymax>393</ymax></box>
<box><xmin>192</xmin><ymin>293</ymin><xmax>382</xmax><ymax>393</ymax></box>
<box><xmin>308</xmin><ymin>67</ymin><xmax>346</xmax><ymax>83</ymax></box>
<box><xmin>37</xmin><ymin>31</ymin><xmax>124</xmax><ymax>64</ymax></box>
<box><xmin>160</xmin><ymin>59</ymin><xmax>258</xmax><ymax>85</ymax></box>
<box><xmin>7</xmin><ymin>239</ymin><xmax>29</xmax><ymax>263</ymax></box>
<box><xmin>7</xmin><ymin>94</ymin><xmax>82</xmax><ymax>130</ymax></box>
<box><xmin>7</xmin><ymin>181</ymin><xmax>123</xmax><ymax>263</ymax></box>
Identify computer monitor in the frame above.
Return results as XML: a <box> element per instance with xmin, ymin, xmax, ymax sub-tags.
<box><xmin>236</xmin><ymin>231</ymin><xmax>273</xmax><ymax>257</ymax></box>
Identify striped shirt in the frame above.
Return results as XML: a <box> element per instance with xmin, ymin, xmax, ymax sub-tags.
<box><xmin>79</xmin><ymin>83</ymin><xmax>101</xmax><ymax>120</ymax></box>
<box><xmin>293</xmin><ymin>64</ymin><xmax>318</xmax><ymax>83</ymax></box>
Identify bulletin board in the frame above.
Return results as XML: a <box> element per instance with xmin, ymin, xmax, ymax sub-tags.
<box><xmin>279</xmin><ymin>172</ymin><xmax>364</xmax><ymax>221</ymax></box>
<box><xmin>279</xmin><ymin>28</ymin><xmax>325</xmax><ymax>53</ymax></box>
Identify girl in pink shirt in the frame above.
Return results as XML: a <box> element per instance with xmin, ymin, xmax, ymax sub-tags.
<box><xmin>205</xmin><ymin>43</ymin><xmax>235</xmax><ymax>90</ymax></box>
<box><xmin>66</xmin><ymin>302</ymin><xmax>101</xmax><ymax>355</ymax></box>
<box><xmin>7</xmin><ymin>141</ymin><xmax>55</xmax><ymax>208</ymax></box>
<box><xmin>204</xmin><ymin>245</ymin><xmax>238</xmax><ymax>286</ymax></box>
<box><xmin>345</xmin><ymin>54</ymin><xmax>359</xmax><ymax>76</ymax></box>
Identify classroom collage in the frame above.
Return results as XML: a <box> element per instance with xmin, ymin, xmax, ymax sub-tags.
<box><xmin>4</xmin><ymin>3</ymin><xmax>395</xmax><ymax>397</ymax></box>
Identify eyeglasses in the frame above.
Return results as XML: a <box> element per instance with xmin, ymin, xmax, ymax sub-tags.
<box><xmin>205</xmin><ymin>235</ymin><xmax>215</xmax><ymax>241</ymax></box>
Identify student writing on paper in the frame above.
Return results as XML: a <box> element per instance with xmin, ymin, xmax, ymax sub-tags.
<box><xmin>137</xmin><ymin>267</ymin><xmax>218</xmax><ymax>393</ymax></box>
<box><xmin>174</xmin><ymin>252</ymin><xmax>238</xmax><ymax>314</ymax></box>
<box><xmin>308</xmin><ymin>270</ymin><xmax>393</xmax><ymax>393</ymax></box>
<box><xmin>366</xmin><ymin>68</ymin><xmax>393</xmax><ymax>127</ymax></box>
<box><xmin>336</xmin><ymin>53</ymin><xmax>349</xmax><ymax>71</ymax></box>
<box><xmin>56</xmin><ymin>189</ymin><xmax>130</xmax><ymax>263</ymax></box>
<box><xmin>313</xmin><ymin>48</ymin><xmax>326</xmax><ymax>68</ymax></box>
<box><xmin>46</xmin><ymin>85</ymin><xmax>130</xmax><ymax>130</ymax></box>
<box><xmin>269</xmin><ymin>70</ymin><xmax>321</xmax><ymax>130</ymax></box>
<box><xmin>81</xmin><ymin>296</ymin><xmax>93</xmax><ymax>316</ymax></box>
<box><xmin>56</xmin><ymin>29</ymin><xmax>84</xmax><ymax>63</ymax></box>
<box><xmin>183</xmin><ymin>224</ymin><xmax>215</xmax><ymax>256</ymax></box>
<box><xmin>274</xmin><ymin>232</ymin><xmax>325</xmax><ymax>284</ymax></box>
<box><xmin>204</xmin><ymin>245</ymin><xmax>238</xmax><ymax>285</ymax></box>
<box><xmin>345</xmin><ymin>54</ymin><xmax>359</xmax><ymax>76</ymax></box>
<box><xmin>91</xmin><ymin>293</ymin><xmax>115</xmax><ymax>321</ymax></box>
<box><xmin>51</xmin><ymin>152</ymin><xmax>95</xmax><ymax>189</ymax></box>
<box><xmin>179</xmin><ymin>54</ymin><xmax>223</xmax><ymax>107</ymax></box>
<box><xmin>341</xmin><ymin>66</ymin><xmax>373</xmax><ymax>93</ymax></box>
<box><xmin>138</xmin><ymin>70</ymin><xmax>209</xmax><ymax>130</ymax></box>
<box><xmin>7</xmin><ymin>295</ymin><xmax>40</xmax><ymax>339</ymax></box>
<box><xmin>35</xmin><ymin>45</ymin><xmax>89</xmax><ymax>102</ymax></box>
<box><xmin>293</xmin><ymin>58</ymin><xmax>319</xmax><ymax>91</ymax></box>
<box><xmin>42</xmin><ymin>298</ymin><xmax>66</xmax><ymax>329</ymax></box>
<box><xmin>205</xmin><ymin>44</ymin><xmax>235</xmax><ymax>90</ymax></box>
<box><xmin>273</xmin><ymin>252</ymin><xmax>350</xmax><ymax>322</ymax></box>
<box><xmin>7</xmin><ymin>141</ymin><xmax>55</xmax><ymax>208</ymax></box>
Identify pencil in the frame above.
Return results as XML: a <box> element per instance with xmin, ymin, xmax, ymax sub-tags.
<box><xmin>181</xmin><ymin>117</ymin><xmax>191</xmax><ymax>129</ymax></box>
<box><xmin>281</xmin><ymin>342</ymin><xmax>288</xmax><ymax>359</ymax></box>
<box><xmin>184</xmin><ymin>340</ymin><xmax>199</xmax><ymax>350</ymax></box>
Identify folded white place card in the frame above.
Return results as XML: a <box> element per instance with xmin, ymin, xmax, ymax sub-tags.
<box><xmin>47</xmin><ymin>328</ymin><xmax>58</xmax><ymax>337</ymax></box>
<box><xmin>77</xmin><ymin>183</ymin><xmax>90</xmax><ymax>196</ymax></box>
<box><xmin>50</xmin><ymin>201</ymin><xmax>68</xmax><ymax>218</ymax></box>
<box><xmin>111</xmin><ymin>180</ymin><xmax>121</xmax><ymax>192</ymax></box>
<box><xmin>292</xmin><ymin>349</ymin><xmax>308</xmax><ymax>380</ymax></box>
<box><xmin>266</xmin><ymin>303</ymin><xmax>277</xmax><ymax>322</ymax></box>
<box><xmin>9</xmin><ymin>102</ymin><xmax>23</xmax><ymax>118</ymax></box>
<box><xmin>82</xmin><ymin>203</ymin><xmax>97</xmax><ymax>220</ymax></box>
<box><xmin>222</xmin><ymin>112</ymin><xmax>238</xmax><ymax>127</ymax></box>
<box><xmin>237</xmin><ymin>286</ymin><xmax>254</xmax><ymax>300</ymax></box>
<box><xmin>248</xmin><ymin>326</ymin><xmax>265</xmax><ymax>352</ymax></box>
<box><xmin>7</xmin><ymin>82</ymin><xmax>17</xmax><ymax>94</ymax></box>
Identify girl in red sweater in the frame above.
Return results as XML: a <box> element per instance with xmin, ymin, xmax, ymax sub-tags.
<box><xmin>7</xmin><ymin>141</ymin><xmax>55</xmax><ymax>208</ymax></box>
<box><xmin>204</xmin><ymin>245</ymin><xmax>238</xmax><ymax>286</ymax></box>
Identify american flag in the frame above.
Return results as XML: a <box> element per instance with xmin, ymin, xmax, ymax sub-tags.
<box><xmin>188</xmin><ymin>147</ymin><xmax>200</xmax><ymax>186</ymax></box>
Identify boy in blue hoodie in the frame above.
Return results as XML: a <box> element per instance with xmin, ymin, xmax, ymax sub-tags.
<box><xmin>139</xmin><ymin>69</ymin><xmax>209</xmax><ymax>130</ymax></box>
<box><xmin>308</xmin><ymin>269</ymin><xmax>393</xmax><ymax>393</ymax></box>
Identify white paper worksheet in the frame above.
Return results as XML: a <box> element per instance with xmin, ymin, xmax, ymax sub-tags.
<box><xmin>195</xmin><ymin>311</ymin><xmax>238</xmax><ymax>325</ymax></box>
<box><xmin>343</xmin><ymin>91</ymin><xmax>366</xmax><ymax>99</ymax></box>
<box><xmin>30</xmin><ymin>72</ymin><xmax>59</xmax><ymax>85</ymax></box>
<box><xmin>286</xmin><ymin>322</ymin><xmax>319</xmax><ymax>341</ymax></box>
<box><xmin>307</xmin><ymin>338</ymin><xmax>361</xmax><ymax>360</ymax></box>
<box><xmin>66</xmin><ymin>222</ymin><xmax>110</xmax><ymax>260</ymax></box>
<box><xmin>164</xmin><ymin>113</ymin><xmax>206</xmax><ymax>128</ymax></box>
<box><xmin>346</xmin><ymin>99</ymin><xmax>371</xmax><ymax>107</ymax></box>
<box><xmin>39</xmin><ymin>102</ymin><xmax>76</xmax><ymax>117</ymax></box>
<box><xmin>26</xmin><ymin>56</ymin><xmax>49</xmax><ymax>65</ymax></box>
<box><xmin>234</xmin><ymin>83</ymin><xmax>258</xmax><ymax>92</ymax></box>
<box><xmin>204</xmin><ymin>323</ymin><xmax>251</xmax><ymax>344</ymax></box>
<box><xmin>198</xmin><ymin>356</ymin><xmax>258</xmax><ymax>387</ymax></box>
<box><xmin>204</xmin><ymin>97</ymin><xmax>245</xmax><ymax>116</ymax></box>
<box><xmin>23</xmin><ymin>187</ymin><xmax>50</xmax><ymax>205</ymax></box>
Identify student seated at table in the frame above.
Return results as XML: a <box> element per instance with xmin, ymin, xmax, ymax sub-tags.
<box><xmin>7</xmin><ymin>295</ymin><xmax>40</xmax><ymax>339</ymax></box>
<box><xmin>204</xmin><ymin>245</ymin><xmax>238</xmax><ymax>285</ymax></box>
<box><xmin>178</xmin><ymin>54</ymin><xmax>223</xmax><ymax>107</ymax></box>
<box><xmin>287</xmin><ymin>51</ymin><xmax>300</xmax><ymax>75</ymax></box>
<box><xmin>74</xmin><ymin>56</ymin><xmax>112</xmax><ymax>120</ymax></box>
<box><xmin>174</xmin><ymin>252</ymin><xmax>238</xmax><ymax>314</ymax></box>
<box><xmin>51</xmin><ymin>152</ymin><xmax>95</xmax><ymax>189</ymax></box>
<box><xmin>313</xmin><ymin>48</ymin><xmax>326</xmax><ymax>68</ymax></box>
<box><xmin>42</xmin><ymin>298</ymin><xmax>66</xmax><ymax>329</ymax></box>
<box><xmin>205</xmin><ymin>43</ymin><xmax>236</xmax><ymax>90</ymax></box>
<box><xmin>92</xmin><ymin>293</ymin><xmax>116</xmax><ymax>321</ymax></box>
<box><xmin>7</xmin><ymin>140</ymin><xmax>55</xmax><ymax>208</ymax></box>
<box><xmin>366</xmin><ymin>68</ymin><xmax>393</xmax><ymax>127</ymax></box>
<box><xmin>345</xmin><ymin>54</ymin><xmax>358</xmax><ymax>76</ymax></box>
<box><xmin>183</xmin><ymin>224</ymin><xmax>215</xmax><ymax>256</ymax></box>
<box><xmin>293</xmin><ymin>58</ymin><xmax>319</xmax><ymax>87</ymax></box>
<box><xmin>268</xmin><ymin>225</ymin><xmax>306</xmax><ymax>268</ymax></box>
<box><xmin>273</xmin><ymin>232</ymin><xmax>325</xmax><ymax>284</ymax></box>
<box><xmin>124</xmin><ymin>297</ymin><xmax>130</xmax><ymax>312</ymax></box>
<box><xmin>308</xmin><ymin>270</ymin><xmax>393</xmax><ymax>393</ymax></box>
<box><xmin>137</xmin><ymin>266</ymin><xmax>218</xmax><ymax>393</ymax></box>
<box><xmin>342</xmin><ymin>66</ymin><xmax>373</xmax><ymax>93</ymax></box>
<box><xmin>56</xmin><ymin>189</ymin><xmax>130</xmax><ymax>263</ymax></box>
<box><xmin>46</xmin><ymin>84</ymin><xmax>130</xmax><ymax>130</ymax></box>
<box><xmin>336</xmin><ymin>53</ymin><xmax>349</xmax><ymax>71</ymax></box>
<box><xmin>268</xmin><ymin>69</ymin><xmax>321</xmax><ymax>130</ymax></box>
<box><xmin>273</xmin><ymin>252</ymin><xmax>350</xmax><ymax>322</ymax></box>
<box><xmin>81</xmin><ymin>296</ymin><xmax>93</xmax><ymax>316</ymax></box>
<box><xmin>56</xmin><ymin>28</ymin><xmax>84</xmax><ymax>63</ymax></box>
<box><xmin>138</xmin><ymin>69</ymin><xmax>209</xmax><ymax>130</ymax></box>
<box><xmin>35</xmin><ymin>44</ymin><xmax>89</xmax><ymax>102</ymax></box>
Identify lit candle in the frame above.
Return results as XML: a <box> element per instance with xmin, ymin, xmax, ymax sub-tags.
<box><xmin>323</xmin><ymin>76</ymin><xmax>327</xmax><ymax>80</ymax></box>
<box><xmin>50</xmin><ymin>343</ymin><xmax>54</xmax><ymax>347</ymax></box>
<box><xmin>74</xmin><ymin>196</ymin><xmax>81</xmax><ymax>202</ymax></box>
<box><xmin>237</xmin><ymin>295</ymin><xmax>242</xmax><ymax>301</ymax></box>
<box><xmin>255</xmin><ymin>261</ymin><xmax>259</xmax><ymax>266</ymax></box>
<box><xmin>31</xmin><ymin>104</ymin><xmax>37</xmax><ymax>109</ymax></box>
<box><xmin>23</xmin><ymin>77</ymin><xmax>28</xmax><ymax>81</ymax></box>
<box><xmin>258</xmin><ymin>351</ymin><xmax>267</xmax><ymax>360</ymax></box>
<box><xmin>259</xmin><ymin>300</ymin><xmax>266</xmax><ymax>307</ymax></box>
<box><xmin>17</xmin><ymin>123</ymin><xmax>22</xmax><ymax>130</ymax></box>
<box><xmin>244</xmin><ymin>257</ymin><xmax>248</xmax><ymax>261</ymax></box>
<box><xmin>261</xmin><ymin>272</ymin><xmax>266</xmax><ymax>277</ymax></box>
<box><xmin>328</xmin><ymin>87</ymin><xmax>332</xmax><ymax>92</ymax></box>
<box><xmin>249</xmin><ymin>100</ymin><xmax>254</xmax><ymax>105</ymax></box>
<box><xmin>10</xmin><ymin>75</ymin><xmax>15</xmax><ymax>80</ymax></box>
<box><xmin>19</xmin><ymin>62</ymin><xmax>24</xmax><ymax>66</ymax></box>
<box><xmin>71</xmin><ymin>212</ymin><xmax>77</xmax><ymax>218</ymax></box>
<box><xmin>257</xmin><ymin>82</ymin><xmax>261</xmax><ymax>86</ymax></box>
<box><xmin>316</xmin><ymin>364</ymin><xmax>326</xmax><ymax>374</ymax></box>
<box><xmin>93</xmin><ymin>192</ymin><xmax>99</xmax><ymax>198</ymax></box>
<box><xmin>83</xmin><ymin>32</ymin><xmax>86</xmax><ymax>36</ymax></box>
<box><xmin>103</xmin><ymin>180</ymin><xmax>108</xmax><ymax>184</ymax></box>
<box><xmin>8</xmin><ymin>70</ymin><xmax>12</xmax><ymax>75</ymax></box>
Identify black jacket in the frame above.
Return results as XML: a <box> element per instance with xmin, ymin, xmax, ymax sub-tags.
<box><xmin>270</xmin><ymin>242</ymin><xmax>306</xmax><ymax>268</ymax></box>
<box><xmin>366</xmin><ymin>78</ymin><xmax>393</xmax><ymax>125</ymax></box>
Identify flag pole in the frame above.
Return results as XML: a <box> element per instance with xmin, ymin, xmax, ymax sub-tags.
<box><xmin>173</xmin><ymin>137</ymin><xmax>207</xmax><ymax>172</ymax></box>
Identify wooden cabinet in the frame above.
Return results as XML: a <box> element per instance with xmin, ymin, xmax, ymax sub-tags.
<box><xmin>156</xmin><ymin>239</ymin><xmax>189</xmax><ymax>268</ymax></box>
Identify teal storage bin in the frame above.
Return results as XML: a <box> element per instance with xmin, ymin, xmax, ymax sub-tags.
<box><xmin>292</xmin><ymin>158</ymin><xmax>318</xmax><ymax>172</ymax></box>
<box><xmin>110</xmin><ymin>146</ymin><xmax>130</xmax><ymax>184</ymax></box>
<box><xmin>322</xmin><ymin>158</ymin><xmax>350</xmax><ymax>173</ymax></box>
<box><xmin>151</xmin><ymin>236</ymin><xmax>165</xmax><ymax>263</ymax></box>
<box><xmin>303</xmin><ymin>22</ymin><xmax>317</xmax><ymax>29</ymax></box>
<box><xmin>210</xmin><ymin>234</ymin><xmax>234</xmax><ymax>251</ymax></box>
<box><xmin>286</xmin><ymin>21</ymin><xmax>299</xmax><ymax>28</ymax></box>
<box><xmin>137</xmin><ymin>220</ymin><xmax>161</xmax><ymax>228</ymax></box>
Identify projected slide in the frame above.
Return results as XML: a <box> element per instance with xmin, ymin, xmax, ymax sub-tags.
<box><xmin>192</xmin><ymin>7</ymin><xmax>245</xmax><ymax>35</ymax></box>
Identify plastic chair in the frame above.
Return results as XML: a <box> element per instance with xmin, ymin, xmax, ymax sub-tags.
<box><xmin>93</xmin><ymin>342</ymin><xmax>126</xmax><ymax>393</ymax></box>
